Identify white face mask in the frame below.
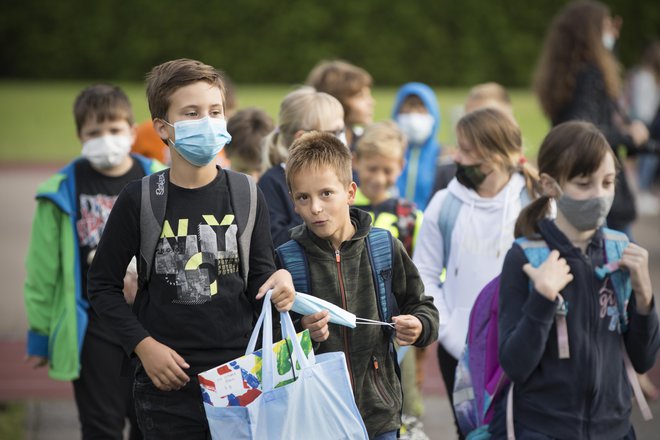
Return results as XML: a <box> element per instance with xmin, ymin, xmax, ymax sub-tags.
<box><xmin>81</xmin><ymin>134</ymin><xmax>132</xmax><ymax>169</ymax></box>
<box><xmin>396</xmin><ymin>113</ymin><xmax>434</xmax><ymax>145</ymax></box>
<box><xmin>602</xmin><ymin>33</ymin><xmax>616</xmax><ymax>51</ymax></box>
<box><xmin>291</xmin><ymin>291</ymin><xmax>395</xmax><ymax>329</ymax></box>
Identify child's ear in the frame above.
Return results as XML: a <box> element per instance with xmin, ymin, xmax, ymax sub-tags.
<box><xmin>539</xmin><ymin>173</ymin><xmax>560</xmax><ymax>198</ymax></box>
<box><xmin>129</xmin><ymin>123</ymin><xmax>138</xmax><ymax>145</ymax></box>
<box><xmin>347</xmin><ymin>182</ymin><xmax>357</xmax><ymax>205</ymax></box>
<box><xmin>293</xmin><ymin>129</ymin><xmax>306</xmax><ymax>140</ymax></box>
<box><xmin>153</xmin><ymin>118</ymin><xmax>171</xmax><ymax>142</ymax></box>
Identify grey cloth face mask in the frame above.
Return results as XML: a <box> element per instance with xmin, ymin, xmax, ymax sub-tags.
<box><xmin>556</xmin><ymin>193</ymin><xmax>614</xmax><ymax>231</ymax></box>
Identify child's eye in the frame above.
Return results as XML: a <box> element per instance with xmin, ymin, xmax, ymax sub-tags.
<box><xmin>296</xmin><ymin>194</ymin><xmax>308</xmax><ymax>202</ymax></box>
<box><xmin>322</xmin><ymin>191</ymin><xmax>332</xmax><ymax>197</ymax></box>
<box><xmin>210</xmin><ymin>110</ymin><xmax>223</xmax><ymax>117</ymax></box>
<box><xmin>185</xmin><ymin>111</ymin><xmax>198</xmax><ymax>117</ymax></box>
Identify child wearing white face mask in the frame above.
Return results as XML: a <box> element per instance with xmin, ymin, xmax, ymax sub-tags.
<box><xmin>491</xmin><ymin>121</ymin><xmax>660</xmax><ymax>439</ymax></box>
<box><xmin>23</xmin><ymin>84</ymin><xmax>165</xmax><ymax>440</ymax></box>
<box><xmin>392</xmin><ymin>83</ymin><xmax>441</xmax><ymax>211</ymax></box>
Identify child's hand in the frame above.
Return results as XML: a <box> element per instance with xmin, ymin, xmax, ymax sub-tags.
<box><xmin>392</xmin><ymin>315</ymin><xmax>422</xmax><ymax>346</ymax></box>
<box><xmin>301</xmin><ymin>310</ymin><xmax>330</xmax><ymax>342</ymax></box>
<box><xmin>134</xmin><ymin>337</ymin><xmax>190</xmax><ymax>391</ymax></box>
<box><xmin>523</xmin><ymin>250</ymin><xmax>573</xmax><ymax>301</ymax></box>
<box><xmin>619</xmin><ymin>243</ymin><xmax>653</xmax><ymax>314</ymax></box>
<box><xmin>256</xmin><ymin>269</ymin><xmax>295</xmax><ymax>312</ymax></box>
<box><xmin>25</xmin><ymin>355</ymin><xmax>47</xmax><ymax>369</ymax></box>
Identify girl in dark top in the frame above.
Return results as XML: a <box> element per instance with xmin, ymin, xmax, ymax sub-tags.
<box><xmin>493</xmin><ymin>121</ymin><xmax>659</xmax><ymax>439</ymax></box>
<box><xmin>533</xmin><ymin>0</ymin><xmax>649</xmax><ymax>234</ymax></box>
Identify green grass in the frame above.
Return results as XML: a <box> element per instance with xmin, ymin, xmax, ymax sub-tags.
<box><xmin>0</xmin><ymin>403</ymin><xmax>25</xmax><ymax>439</ymax></box>
<box><xmin>0</xmin><ymin>81</ymin><xmax>550</xmax><ymax>163</ymax></box>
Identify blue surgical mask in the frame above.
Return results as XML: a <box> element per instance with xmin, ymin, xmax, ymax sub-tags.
<box><xmin>164</xmin><ymin>116</ymin><xmax>232</xmax><ymax>167</ymax></box>
<box><xmin>291</xmin><ymin>291</ymin><xmax>395</xmax><ymax>330</ymax></box>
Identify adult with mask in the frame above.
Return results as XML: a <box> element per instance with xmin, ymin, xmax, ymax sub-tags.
<box><xmin>534</xmin><ymin>0</ymin><xmax>649</xmax><ymax>236</ymax></box>
<box><xmin>392</xmin><ymin>83</ymin><xmax>441</xmax><ymax>211</ymax></box>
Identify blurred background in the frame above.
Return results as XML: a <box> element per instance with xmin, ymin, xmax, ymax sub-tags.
<box><xmin>0</xmin><ymin>1</ymin><xmax>659</xmax><ymax>438</ymax></box>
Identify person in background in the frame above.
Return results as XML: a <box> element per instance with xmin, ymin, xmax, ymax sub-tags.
<box><xmin>259</xmin><ymin>87</ymin><xmax>345</xmax><ymax>247</ymax></box>
<box><xmin>533</xmin><ymin>0</ymin><xmax>649</xmax><ymax>236</ymax></box>
<box><xmin>226</xmin><ymin>107</ymin><xmax>274</xmax><ymax>181</ymax></box>
<box><xmin>392</xmin><ymin>83</ymin><xmax>441</xmax><ymax>211</ymax></box>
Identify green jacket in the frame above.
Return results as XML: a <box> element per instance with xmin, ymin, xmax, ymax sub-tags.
<box><xmin>24</xmin><ymin>155</ymin><xmax>164</xmax><ymax>381</ymax></box>
<box><xmin>285</xmin><ymin>208</ymin><xmax>439</xmax><ymax>438</ymax></box>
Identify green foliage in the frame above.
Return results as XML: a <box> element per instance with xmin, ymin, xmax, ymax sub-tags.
<box><xmin>1</xmin><ymin>1</ymin><xmax>657</xmax><ymax>86</ymax></box>
<box><xmin>0</xmin><ymin>81</ymin><xmax>548</xmax><ymax>163</ymax></box>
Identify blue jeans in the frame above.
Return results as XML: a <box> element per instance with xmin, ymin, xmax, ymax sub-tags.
<box><xmin>637</xmin><ymin>153</ymin><xmax>659</xmax><ymax>191</ymax></box>
<box><xmin>133</xmin><ymin>366</ymin><xmax>210</xmax><ymax>440</ymax></box>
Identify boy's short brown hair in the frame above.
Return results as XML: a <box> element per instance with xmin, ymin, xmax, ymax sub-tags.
<box><xmin>146</xmin><ymin>58</ymin><xmax>226</xmax><ymax>121</ymax></box>
<box><xmin>355</xmin><ymin>120</ymin><xmax>407</xmax><ymax>160</ymax></box>
<box><xmin>286</xmin><ymin>132</ymin><xmax>352</xmax><ymax>191</ymax></box>
<box><xmin>226</xmin><ymin>108</ymin><xmax>274</xmax><ymax>173</ymax></box>
<box><xmin>306</xmin><ymin>60</ymin><xmax>372</xmax><ymax>111</ymax></box>
<box><xmin>73</xmin><ymin>84</ymin><xmax>133</xmax><ymax>134</ymax></box>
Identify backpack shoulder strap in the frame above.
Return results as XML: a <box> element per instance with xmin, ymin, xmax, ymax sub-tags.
<box><xmin>226</xmin><ymin>169</ymin><xmax>258</xmax><ymax>286</ymax></box>
<box><xmin>437</xmin><ymin>192</ymin><xmax>463</xmax><ymax>270</ymax></box>
<box><xmin>365</xmin><ymin>228</ymin><xmax>398</xmax><ymax>326</ymax></box>
<box><xmin>515</xmin><ymin>237</ymin><xmax>550</xmax><ymax>268</ymax></box>
<box><xmin>519</xmin><ymin>185</ymin><xmax>532</xmax><ymax>208</ymax></box>
<box><xmin>139</xmin><ymin>169</ymin><xmax>169</xmax><ymax>285</ymax></box>
<box><xmin>275</xmin><ymin>239</ymin><xmax>310</xmax><ymax>294</ymax></box>
<box><xmin>602</xmin><ymin>228</ymin><xmax>632</xmax><ymax>331</ymax></box>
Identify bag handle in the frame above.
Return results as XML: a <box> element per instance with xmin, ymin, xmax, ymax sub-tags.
<box><xmin>244</xmin><ymin>290</ymin><xmax>313</xmax><ymax>392</ymax></box>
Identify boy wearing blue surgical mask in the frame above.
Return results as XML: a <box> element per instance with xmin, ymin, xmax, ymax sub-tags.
<box><xmin>24</xmin><ymin>84</ymin><xmax>164</xmax><ymax>439</ymax></box>
<box><xmin>392</xmin><ymin>83</ymin><xmax>441</xmax><ymax>211</ymax></box>
<box><xmin>279</xmin><ymin>132</ymin><xmax>439</xmax><ymax>440</ymax></box>
<box><xmin>87</xmin><ymin>59</ymin><xmax>295</xmax><ymax>439</ymax></box>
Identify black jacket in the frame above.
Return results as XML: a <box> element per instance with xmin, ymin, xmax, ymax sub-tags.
<box><xmin>496</xmin><ymin>219</ymin><xmax>660</xmax><ymax>439</ymax></box>
<box><xmin>258</xmin><ymin>164</ymin><xmax>303</xmax><ymax>248</ymax></box>
<box><xmin>279</xmin><ymin>208</ymin><xmax>439</xmax><ymax>438</ymax></box>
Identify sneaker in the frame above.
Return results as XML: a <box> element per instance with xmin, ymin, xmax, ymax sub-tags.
<box><xmin>400</xmin><ymin>414</ymin><xmax>430</xmax><ymax>440</ymax></box>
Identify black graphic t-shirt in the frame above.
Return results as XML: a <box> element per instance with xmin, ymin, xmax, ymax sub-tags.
<box><xmin>76</xmin><ymin>158</ymin><xmax>145</xmax><ymax>300</ymax></box>
<box><xmin>87</xmin><ymin>168</ymin><xmax>277</xmax><ymax>374</ymax></box>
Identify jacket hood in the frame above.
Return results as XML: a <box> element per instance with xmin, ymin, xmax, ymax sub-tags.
<box><xmin>391</xmin><ymin>82</ymin><xmax>441</xmax><ymax>140</ymax></box>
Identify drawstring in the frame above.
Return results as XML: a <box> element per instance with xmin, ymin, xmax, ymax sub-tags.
<box><xmin>355</xmin><ymin>317</ymin><xmax>395</xmax><ymax>328</ymax></box>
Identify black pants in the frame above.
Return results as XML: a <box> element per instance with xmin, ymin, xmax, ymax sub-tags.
<box><xmin>134</xmin><ymin>366</ymin><xmax>210</xmax><ymax>440</ymax></box>
<box><xmin>437</xmin><ymin>342</ymin><xmax>465</xmax><ymax>440</ymax></box>
<box><xmin>72</xmin><ymin>319</ymin><xmax>141</xmax><ymax>440</ymax></box>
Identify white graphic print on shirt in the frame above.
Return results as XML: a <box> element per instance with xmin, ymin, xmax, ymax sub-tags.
<box><xmin>77</xmin><ymin>194</ymin><xmax>118</xmax><ymax>248</ymax></box>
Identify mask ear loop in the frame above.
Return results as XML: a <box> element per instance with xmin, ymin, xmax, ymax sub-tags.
<box><xmin>355</xmin><ymin>317</ymin><xmax>395</xmax><ymax>329</ymax></box>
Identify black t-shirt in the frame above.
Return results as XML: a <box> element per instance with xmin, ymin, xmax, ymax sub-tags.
<box><xmin>87</xmin><ymin>168</ymin><xmax>277</xmax><ymax>374</ymax></box>
<box><xmin>76</xmin><ymin>158</ymin><xmax>145</xmax><ymax>300</ymax></box>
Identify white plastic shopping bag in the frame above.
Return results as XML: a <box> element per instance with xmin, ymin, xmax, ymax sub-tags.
<box><xmin>202</xmin><ymin>291</ymin><xmax>368</xmax><ymax>439</ymax></box>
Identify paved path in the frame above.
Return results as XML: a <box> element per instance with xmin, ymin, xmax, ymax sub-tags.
<box><xmin>1</xmin><ymin>165</ymin><xmax>658</xmax><ymax>439</ymax></box>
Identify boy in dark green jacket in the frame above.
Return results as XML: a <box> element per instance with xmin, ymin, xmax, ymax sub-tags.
<box><xmin>279</xmin><ymin>131</ymin><xmax>439</xmax><ymax>439</ymax></box>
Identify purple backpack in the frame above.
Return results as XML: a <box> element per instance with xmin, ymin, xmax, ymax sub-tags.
<box><xmin>453</xmin><ymin>275</ymin><xmax>508</xmax><ymax>439</ymax></box>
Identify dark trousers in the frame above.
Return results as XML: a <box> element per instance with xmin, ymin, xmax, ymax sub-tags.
<box><xmin>134</xmin><ymin>366</ymin><xmax>210</xmax><ymax>440</ymax></box>
<box><xmin>437</xmin><ymin>342</ymin><xmax>465</xmax><ymax>440</ymax></box>
<box><xmin>72</xmin><ymin>322</ymin><xmax>140</xmax><ymax>440</ymax></box>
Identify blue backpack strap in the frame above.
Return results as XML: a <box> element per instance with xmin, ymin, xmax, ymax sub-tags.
<box><xmin>365</xmin><ymin>228</ymin><xmax>398</xmax><ymax>327</ymax></box>
<box><xmin>275</xmin><ymin>239</ymin><xmax>310</xmax><ymax>294</ymax></box>
<box><xmin>519</xmin><ymin>185</ymin><xmax>532</xmax><ymax>208</ymax></box>
<box><xmin>602</xmin><ymin>228</ymin><xmax>632</xmax><ymax>332</ymax></box>
<box><xmin>515</xmin><ymin>237</ymin><xmax>550</xmax><ymax>268</ymax></box>
<box><xmin>437</xmin><ymin>192</ymin><xmax>463</xmax><ymax>270</ymax></box>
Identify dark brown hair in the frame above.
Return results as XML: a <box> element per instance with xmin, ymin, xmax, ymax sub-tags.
<box><xmin>225</xmin><ymin>108</ymin><xmax>274</xmax><ymax>173</ymax></box>
<box><xmin>146</xmin><ymin>58</ymin><xmax>226</xmax><ymax>121</ymax></box>
<box><xmin>286</xmin><ymin>132</ymin><xmax>352</xmax><ymax>191</ymax></box>
<box><xmin>515</xmin><ymin>121</ymin><xmax>618</xmax><ymax>237</ymax></box>
<box><xmin>73</xmin><ymin>84</ymin><xmax>133</xmax><ymax>134</ymax></box>
<box><xmin>533</xmin><ymin>1</ymin><xmax>620</xmax><ymax>119</ymax></box>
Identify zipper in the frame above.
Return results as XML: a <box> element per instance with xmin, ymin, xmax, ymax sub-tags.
<box><xmin>584</xmin><ymin>252</ymin><xmax>597</xmax><ymax>438</ymax></box>
<box><xmin>336</xmin><ymin>249</ymin><xmax>355</xmax><ymax>391</ymax></box>
<box><xmin>372</xmin><ymin>356</ymin><xmax>394</xmax><ymax>407</ymax></box>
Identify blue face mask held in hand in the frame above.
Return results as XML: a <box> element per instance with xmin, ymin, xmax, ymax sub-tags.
<box><xmin>291</xmin><ymin>292</ymin><xmax>394</xmax><ymax>329</ymax></box>
<box><xmin>164</xmin><ymin>116</ymin><xmax>232</xmax><ymax>166</ymax></box>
